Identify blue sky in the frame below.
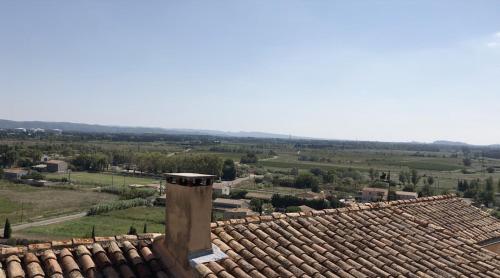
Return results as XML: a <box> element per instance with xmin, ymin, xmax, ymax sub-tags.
<box><xmin>1</xmin><ymin>1</ymin><xmax>499</xmax><ymax>145</ymax></box>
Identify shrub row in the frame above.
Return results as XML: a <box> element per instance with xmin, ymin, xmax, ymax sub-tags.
<box><xmin>87</xmin><ymin>198</ymin><xmax>150</xmax><ymax>216</ymax></box>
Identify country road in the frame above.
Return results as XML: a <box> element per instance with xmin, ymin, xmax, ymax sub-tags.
<box><xmin>216</xmin><ymin>174</ymin><xmax>262</xmax><ymax>187</ymax></box>
<box><xmin>0</xmin><ymin>212</ymin><xmax>87</xmax><ymax>235</ymax></box>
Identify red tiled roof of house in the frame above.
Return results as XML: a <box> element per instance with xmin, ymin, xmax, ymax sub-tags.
<box><xmin>0</xmin><ymin>234</ymin><xmax>170</xmax><ymax>278</ymax></box>
<box><xmin>1</xmin><ymin>195</ymin><xmax>500</xmax><ymax>277</ymax></box>
<box><xmin>200</xmin><ymin>195</ymin><xmax>500</xmax><ymax>277</ymax></box>
<box><xmin>392</xmin><ymin>195</ymin><xmax>500</xmax><ymax>243</ymax></box>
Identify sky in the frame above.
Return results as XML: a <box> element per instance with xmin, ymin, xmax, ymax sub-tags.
<box><xmin>1</xmin><ymin>1</ymin><xmax>499</xmax><ymax>145</ymax></box>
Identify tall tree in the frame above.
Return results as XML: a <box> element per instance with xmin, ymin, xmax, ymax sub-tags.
<box><xmin>221</xmin><ymin>159</ymin><xmax>237</xmax><ymax>181</ymax></box>
<box><xmin>3</xmin><ymin>218</ymin><xmax>12</xmax><ymax>239</ymax></box>
<box><xmin>410</xmin><ymin>169</ymin><xmax>420</xmax><ymax>185</ymax></box>
<box><xmin>128</xmin><ymin>226</ymin><xmax>137</xmax><ymax>235</ymax></box>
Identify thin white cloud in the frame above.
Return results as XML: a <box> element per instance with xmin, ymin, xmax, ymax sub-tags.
<box><xmin>486</xmin><ymin>42</ymin><xmax>499</xmax><ymax>48</ymax></box>
<box><xmin>485</xmin><ymin>32</ymin><xmax>500</xmax><ymax>48</ymax></box>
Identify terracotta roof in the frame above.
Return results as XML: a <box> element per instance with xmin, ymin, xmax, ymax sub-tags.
<box><xmin>395</xmin><ymin>191</ymin><xmax>418</xmax><ymax>196</ymax></box>
<box><xmin>393</xmin><ymin>195</ymin><xmax>500</xmax><ymax>243</ymax></box>
<box><xmin>362</xmin><ymin>187</ymin><xmax>388</xmax><ymax>193</ymax></box>
<box><xmin>46</xmin><ymin>160</ymin><xmax>66</xmax><ymax>164</ymax></box>
<box><xmin>2</xmin><ymin>195</ymin><xmax>500</xmax><ymax>278</ymax></box>
<box><xmin>201</xmin><ymin>195</ymin><xmax>500</xmax><ymax>277</ymax></box>
<box><xmin>3</xmin><ymin>168</ymin><xmax>28</xmax><ymax>174</ymax></box>
<box><xmin>0</xmin><ymin>234</ymin><xmax>170</xmax><ymax>278</ymax></box>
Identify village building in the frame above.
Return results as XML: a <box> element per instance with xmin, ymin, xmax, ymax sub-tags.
<box><xmin>298</xmin><ymin>205</ymin><xmax>316</xmax><ymax>212</ymax></box>
<box><xmin>295</xmin><ymin>191</ymin><xmax>325</xmax><ymax>200</ymax></box>
<box><xmin>45</xmin><ymin>160</ymin><xmax>68</xmax><ymax>173</ymax></box>
<box><xmin>40</xmin><ymin>154</ymin><xmax>50</xmax><ymax>162</ymax></box>
<box><xmin>31</xmin><ymin>164</ymin><xmax>47</xmax><ymax>172</ymax></box>
<box><xmin>395</xmin><ymin>190</ymin><xmax>419</xmax><ymax>200</ymax></box>
<box><xmin>360</xmin><ymin>187</ymin><xmax>388</xmax><ymax>202</ymax></box>
<box><xmin>1</xmin><ymin>173</ymin><xmax>500</xmax><ymax>278</ymax></box>
<box><xmin>222</xmin><ymin>208</ymin><xmax>258</xmax><ymax>220</ymax></box>
<box><xmin>212</xmin><ymin>198</ymin><xmax>249</xmax><ymax>210</ymax></box>
<box><xmin>212</xmin><ymin>183</ymin><xmax>230</xmax><ymax>196</ymax></box>
<box><xmin>2</xmin><ymin>168</ymin><xmax>28</xmax><ymax>180</ymax></box>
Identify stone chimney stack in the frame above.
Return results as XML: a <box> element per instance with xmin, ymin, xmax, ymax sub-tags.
<box><xmin>154</xmin><ymin>173</ymin><xmax>215</xmax><ymax>277</ymax></box>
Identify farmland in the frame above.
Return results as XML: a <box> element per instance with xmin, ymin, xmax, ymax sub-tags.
<box><xmin>2</xmin><ymin>131</ymin><xmax>500</xmax><ymax>241</ymax></box>
<box><xmin>14</xmin><ymin>206</ymin><xmax>165</xmax><ymax>240</ymax></box>
<box><xmin>0</xmin><ymin>179</ymin><xmax>118</xmax><ymax>225</ymax></box>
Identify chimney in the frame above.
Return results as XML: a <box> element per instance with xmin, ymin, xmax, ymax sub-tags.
<box><xmin>153</xmin><ymin>173</ymin><xmax>217</xmax><ymax>277</ymax></box>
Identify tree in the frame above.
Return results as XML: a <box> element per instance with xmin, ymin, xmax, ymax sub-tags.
<box><xmin>143</xmin><ymin>223</ymin><xmax>148</xmax><ymax>233</ymax></box>
<box><xmin>410</xmin><ymin>169</ymin><xmax>420</xmax><ymax>185</ymax></box>
<box><xmin>419</xmin><ymin>183</ymin><xmax>434</xmax><ymax>197</ymax></box>
<box><xmin>486</xmin><ymin>166</ymin><xmax>495</xmax><ymax>173</ymax></box>
<box><xmin>221</xmin><ymin>159</ymin><xmax>237</xmax><ymax>181</ymax></box>
<box><xmin>311</xmin><ymin>183</ymin><xmax>320</xmax><ymax>193</ymax></box>
<box><xmin>463</xmin><ymin>158</ymin><xmax>472</xmax><ymax>167</ymax></box>
<box><xmin>427</xmin><ymin>176</ymin><xmax>435</xmax><ymax>186</ymax></box>
<box><xmin>309</xmin><ymin>168</ymin><xmax>324</xmax><ymax>177</ymax></box>
<box><xmin>399</xmin><ymin>171</ymin><xmax>410</xmax><ymax>184</ymax></box>
<box><xmin>457</xmin><ymin>180</ymin><xmax>469</xmax><ymax>192</ymax></box>
<box><xmin>290</xmin><ymin>168</ymin><xmax>299</xmax><ymax>176</ymax></box>
<box><xmin>479</xmin><ymin>177</ymin><xmax>495</xmax><ymax>206</ymax></box>
<box><xmin>250</xmin><ymin>198</ymin><xmax>263</xmax><ymax>215</ymax></box>
<box><xmin>369</xmin><ymin>168</ymin><xmax>379</xmax><ymax>182</ymax></box>
<box><xmin>128</xmin><ymin>225</ymin><xmax>137</xmax><ymax>235</ymax></box>
<box><xmin>294</xmin><ymin>173</ymin><xmax>319</xmax><ymax>189</ymax></box>
<box><xmin>3</xmin><ymin>218</ymin><xmax>12</xmax><ymax>239</ymax></box>
<box><xmin>240</xmin><ymin>152</ymin><xmax>258</xmax><ymax>164</ymax></box>
<box><xmin>91</xmin><ymin>225</ymin><xmax>96</xmax><ymax>238</ymax></box>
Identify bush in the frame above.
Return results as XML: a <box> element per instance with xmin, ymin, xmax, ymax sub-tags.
<box><xmin>286</xmin><ymin>206</ymin><xmax>301</xmax><ymax>213</ymax></box>
<box><xmin>21</xmin><ymin>172</ymin><xmax>45</xmax><ymax>180</ymax></box>
<box><xmin>487</xmin><ymin>167</ymin><xmax>495</xmax><ymax>173</ymax></box>
<box><xmin>294</xmin><ymin>173</ymin><xmax>319</xmax><ymax>189</ymax></box>
<box><xmin>229</xmin><ymin>190</ymin><xmax>248</xmax><ymax>199</ymax></box>
<box><xmin>240</xmin><ymin>153</ymin><xmax>258</xmax><ymax>164</ymax></box>
<box><xmin>100</xmin><ymin>186</ymin><xmax>157</xmax><ymax>200</ymax></box>
<box><xmin>87</xmin><ymin>198</ymin><xmax>149</xmax><ymax>216</ymax></box>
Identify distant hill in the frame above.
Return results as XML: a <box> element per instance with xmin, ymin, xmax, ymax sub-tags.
<box><xmin>0</xmin><ymin>119</ymin><xmax>296</xmax><ymax>139</ymax></box>
<box><xmin>432</xmin><ymin>140</ymin><xmax>469</xmax><ymax>146</ymax></box>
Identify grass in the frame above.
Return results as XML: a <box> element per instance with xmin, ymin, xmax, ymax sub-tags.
<box><xmin>45</xmin><ymin>171</ymin><xmax>159</xmax><ymax>188</ymax></box>
<box><xmin>15</xmin><ymin>206</ymin><xmax>165</xmax><ymax>240</ymax></box>
<box><xmin>0</xmin><ymin>179</ymin><xmax>118</xmax><ymax>225</ymax></box>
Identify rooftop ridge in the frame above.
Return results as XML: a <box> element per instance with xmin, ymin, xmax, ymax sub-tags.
<box><xmin>0</xmin><ymin>233</ymin><xmax>162</xmax><ymax>259</ymax></box>
<box><xmin>210</xmin><ymin>193</ymin><xmax>458</xmax><ymax>228</ymax></box>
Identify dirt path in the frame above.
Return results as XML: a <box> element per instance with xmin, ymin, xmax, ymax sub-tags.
<box><xmin>0</xmin><ymin>212</ymin><xmax>87</xmax><ymax>234</ymax></box>
<box><xmin>259</xmin><ymin>155</ymin><xmax>279</xmax><ymax>161</ymax></box>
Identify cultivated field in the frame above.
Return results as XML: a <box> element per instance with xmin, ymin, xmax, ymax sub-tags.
<box><xmin>0</xmin><ymin>180</ymin><xmax>118</xmax><ymax>225</ymax></box>
<box><xmin>14</xmin><ymin>206</ymin><xmax>164</xmax><ymax>240</ymax></box>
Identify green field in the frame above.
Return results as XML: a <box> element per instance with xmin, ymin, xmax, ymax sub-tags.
<box><xmin>15</xmin><ymin>206</ymin><xmax>165</xmax><ymax>240</ymax></box>
<box><xmin>2</xmin><ymin>134</ymin><xmax>500</xmax><ymax>240</ymax></box>
<box><xmin>45</xmin><ymin>171</ymin><xmax>160</xmax><ymax>187</ymax></box>
<box><xmin>0</xmin><ymin>180</ymin><xmax>118</xmax><ymax>225</ymax></box>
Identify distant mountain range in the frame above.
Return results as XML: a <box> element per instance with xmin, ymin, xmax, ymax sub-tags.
<box><xmin>0</xmin><ymin>119</ymin><xmax>296</xmax><ymax>139</ymax></box>
<box><xmin>0</xmin><ymin>119</ymin><xmax>498</xmax><ymax>146</ymax></box>
<box><xmin>432</xmin><ymin>140</ymin><xmax>470</xmax><ymax>146</ymax></box>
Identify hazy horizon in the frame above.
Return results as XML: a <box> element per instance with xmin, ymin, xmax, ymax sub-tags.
<box><xmin>1</xmin><ymin>1</ymin><xmax>499</xmax><ymax>145</ymax></box>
